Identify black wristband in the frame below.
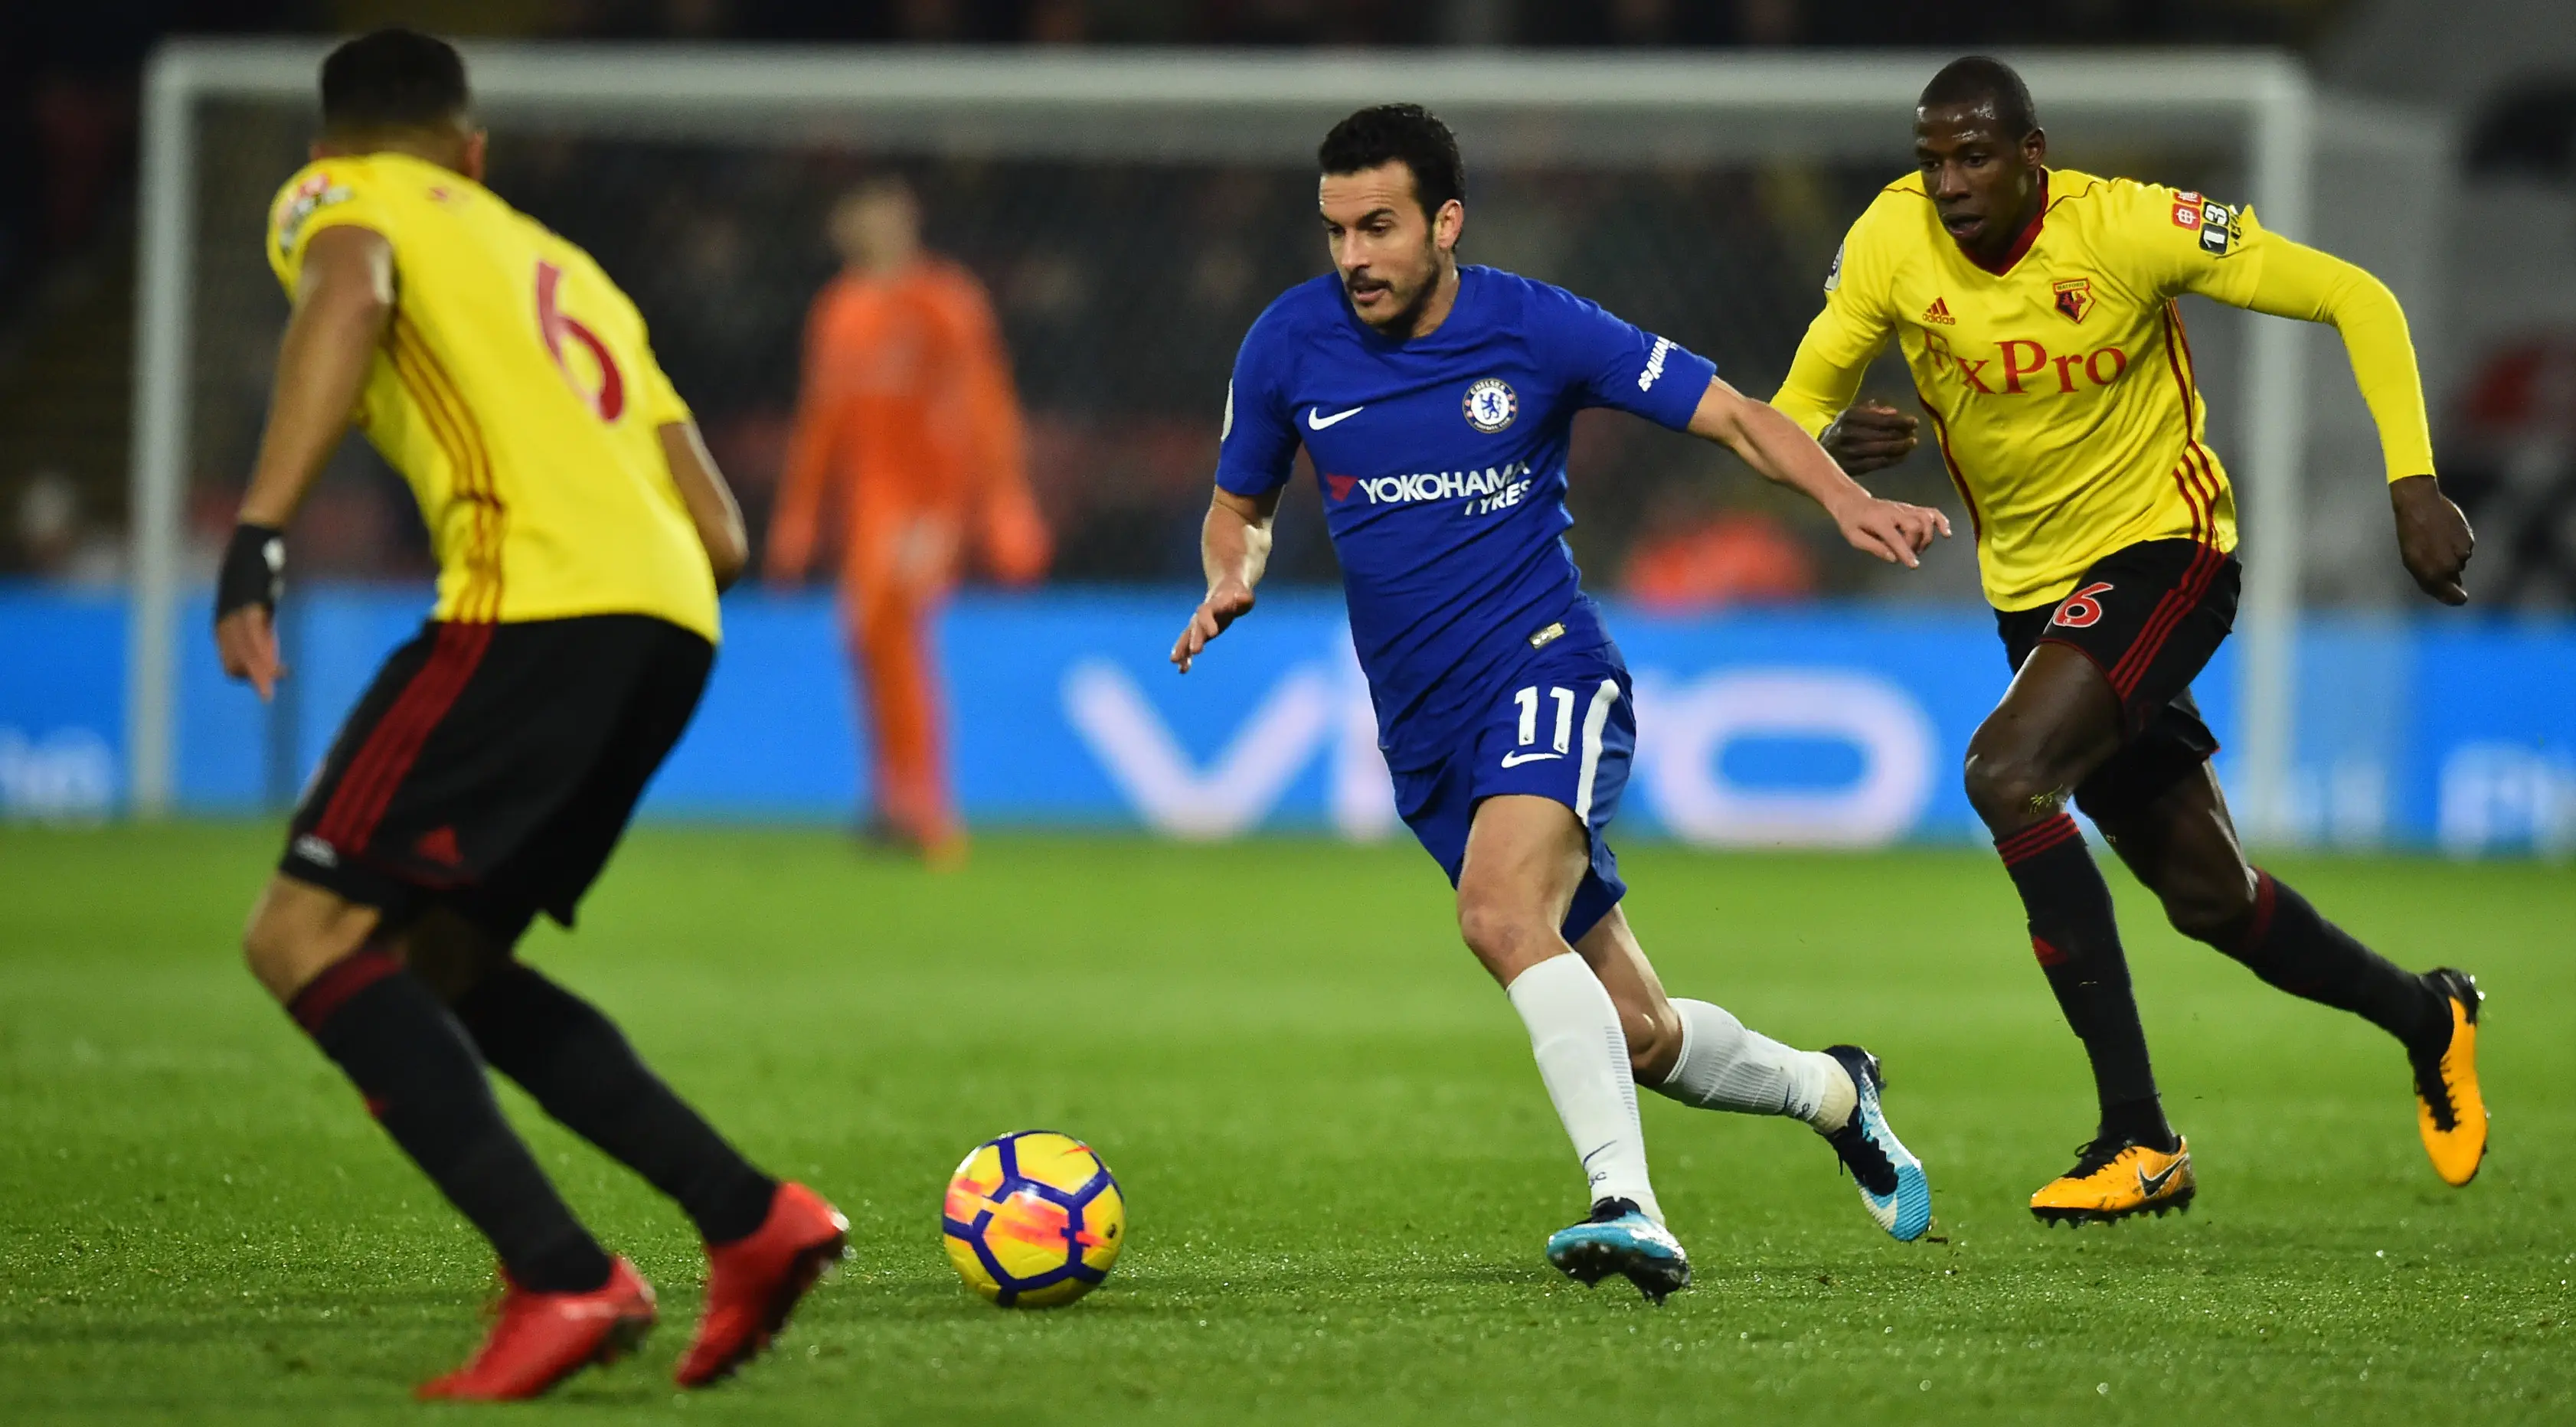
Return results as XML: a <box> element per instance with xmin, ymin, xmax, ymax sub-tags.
<box><xmin>216</xmin><ymin>523</ymin><xmax>286</xmax><ymax>623</ymax></box>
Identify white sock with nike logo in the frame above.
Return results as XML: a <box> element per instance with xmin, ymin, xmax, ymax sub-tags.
<box><xmin>1505</xmin><ymin>952</ymin><xmax>1662</xmax><ymax>1225</ymax></box>
<box><xmin>1653</xmin><ymin>999</ymin><xmax>1855</xmax><ymax>1133</ymax></box>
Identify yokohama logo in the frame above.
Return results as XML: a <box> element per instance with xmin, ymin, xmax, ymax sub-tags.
<box><xmin>1355</xmin><ymin>460</ymin><xmax>1532</xmax><ymax>506</ymax></box>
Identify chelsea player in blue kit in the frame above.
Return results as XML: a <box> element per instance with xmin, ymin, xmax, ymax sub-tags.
<box><xmin>1171</xmin><ymin>106</ymin><xmax>1950</xmax><ymax>1301</ymax></box>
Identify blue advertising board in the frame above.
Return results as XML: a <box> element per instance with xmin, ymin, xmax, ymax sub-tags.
<box><xmin>0</xmin><ymin>586</ymin><xmax>123</xmax><ymax>820</ymax></box>
<box><xmin>3</xmin><ymin>581</ymin><xmax>2568</xmax><ymax>854</ymax></box>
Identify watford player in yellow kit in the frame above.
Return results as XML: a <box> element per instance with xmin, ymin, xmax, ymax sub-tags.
<box><xmin>213</xmin><ymin>32</ymin><xmax>845</xmax><ymax>1398</ymax></box>
<box><xmin>1775</xmin><ymin>58</ymin><xmax>2488</xmax><ymax>1224</ymax></box>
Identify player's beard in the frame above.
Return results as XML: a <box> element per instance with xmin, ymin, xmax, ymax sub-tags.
<box><xmin>1345</xmin><ymin>239</ymin><xmax>1441</xmax><ymax>338</ymax></box>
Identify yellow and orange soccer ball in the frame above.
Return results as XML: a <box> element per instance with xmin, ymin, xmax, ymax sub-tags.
<box><xmin>941</xmin><ymin>1130</ymin><xmax>1125</xmax><ymax>1308</ymax></box>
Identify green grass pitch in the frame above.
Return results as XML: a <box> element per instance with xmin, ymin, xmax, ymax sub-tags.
<box><xmin>2</xmin><ymin>823</ymin><xmax>2570</xmax><ymax>1425</ymax></box>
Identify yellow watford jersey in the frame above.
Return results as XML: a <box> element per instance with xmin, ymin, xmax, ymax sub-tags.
<box><xmin>266</xmin><ymin>152</ymin><xmax>718</xmax><ymax>641</ymax></box>
<box><xmin>1775</xmin><ymin>168</ymin><xmax>2346</xmax><ymax>612</ymax></box>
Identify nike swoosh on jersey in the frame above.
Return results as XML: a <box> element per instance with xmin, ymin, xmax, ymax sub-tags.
<box><xmin>1500</xmin><ymin>751</ymin><xmax>1563</xmax><ymax>767</ymax></box>
<box><xmin>1306</xmin><ymin>406</ymin><xmax>1365</xmax><ymax>430</ymax></box>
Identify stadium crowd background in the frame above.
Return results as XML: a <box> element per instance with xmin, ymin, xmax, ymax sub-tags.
<box><xmin>8</xmin><ymin>0</ymin><xmax>2576</xmax><ymax>609</ymax></box>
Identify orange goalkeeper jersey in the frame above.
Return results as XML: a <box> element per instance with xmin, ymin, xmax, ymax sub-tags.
<box><xmin>768</xmin><ymin>259</ymin><xmax>1046</xmax><ymax>586</ymax></box>
<box><xmin>1774</xmin><ymin>167</ymin><xmax>2435</xmax><ymax>611</ymax></box>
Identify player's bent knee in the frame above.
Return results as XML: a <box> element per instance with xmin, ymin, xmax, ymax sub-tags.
<box><xmin>1962</xmin><ymin>742</ymin><xmax>2062</xmax><ymax>827</ymax></box>
<box><xmin>240</xmin><ymin>877</ymin><xmax>381</xmax><ymax>1006</ymax></box>
<box><xmin>240</xmin><ymin>916</ymin><xmax>330</xmax><ymax>1007</ymax></box>
<box><xmin>1456</xmin><ymin>896</ymin><xmax>1559</xmax><ymax>985</ymax></box>
<box><xmin>1453</xmin><ymin>896</ymin><xmax>1515</xmax><ymax>957</ymax></box>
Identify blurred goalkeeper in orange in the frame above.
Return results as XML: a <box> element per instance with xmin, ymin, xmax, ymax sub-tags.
<box><xmin>767</xmin><ymin>177</ymin><xmax>1050</xmax><ymax>864</ymax></box>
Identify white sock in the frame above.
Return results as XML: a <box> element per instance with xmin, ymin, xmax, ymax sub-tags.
<box><xmin>1652</xmin><ymin>998</ymin><xmax>1855</xmax><ymax>1133</ymax></box>
<box><xmin>1505</xmin><ymin>953</ymin><xmax>1662</xmax><ymax>1224</ymax></box>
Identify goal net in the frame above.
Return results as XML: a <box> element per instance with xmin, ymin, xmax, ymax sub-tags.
<box><xmin>131</xmin><ymin>42</ymin><xmax>2332</xmax><ymax>831</ymax></box>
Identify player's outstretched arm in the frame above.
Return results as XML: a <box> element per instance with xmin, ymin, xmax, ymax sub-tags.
<box><xmin>658</xmin><ymin>420</ymin><xmax>750</xmax><ymax>592</ymax></box>
<box><xmin>2199</xmin><ymin>230</ymin><xmax>2473</xmax><ymax>603</ymax></box>
<box><xmin>1171</xmin><ymin>485</ymin><xmax>1280</xmax><ymax>673</ymax></box>
<box><xmin>219</xmin><ymin>223</ymin><xmax>395</xmax><ymax>700</ymax></box>
<box><xmin>1686</xmin><ymin>377</ymin><xmax>1950</xmax><ymax>569</ymax></box>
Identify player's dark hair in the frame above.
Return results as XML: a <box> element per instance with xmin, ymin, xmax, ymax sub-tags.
<box><xmin>321</xmin><ymin>28</ymin><xmax>471</xmax><ymax>133</ymax></box>
<box><xmin>1318</xmin><ymin>103</ymin><xmax>1466</xmax><ymax>217</ymax></box>
<box><xmin>1918</xmin><ymin>56</ymin><xmax>2038</xmax><ymax>139</ymax></box>
<box><xmin>842</xmin><ymin>171</ymin><xmax>916</xmax><ymax>207</ymax></box>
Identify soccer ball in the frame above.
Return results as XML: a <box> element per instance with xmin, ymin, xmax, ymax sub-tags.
<box><xmin>941</xmin><ymin>1130</ymin><xmax>1125</xmax><ymax>1308</ymax></box>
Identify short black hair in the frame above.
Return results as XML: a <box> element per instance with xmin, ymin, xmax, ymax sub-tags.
<box><xmin>321</xmin><ymin>28</ymin><xmax>470</xmax><ymax>133</ymax></box>
<box><xmin>1318</xmin><ymin>103</ymin><xmax>1466</xmax><ymax>217</ymax></box>
<box><xmin>1918</xmin><ymin>56</ymin><xmax>2038</xmax><ymax>139</ymax></box>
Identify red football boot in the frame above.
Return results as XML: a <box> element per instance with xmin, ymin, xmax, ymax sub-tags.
<box><xmin>675</xmin><ymin>1181</ymin><xmax>849</xmax><ymax>1388</ymax></box>
<box><xmin>416</xmin><ymin>1257</ymin><xmax>656</xmax><ymax>1402</ymax></box>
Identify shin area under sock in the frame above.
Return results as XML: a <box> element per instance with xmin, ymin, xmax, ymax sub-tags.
<box><xmin>454</xmin><ymin>962</ymin><xmax>777</xmax><ymax>1244</ymax></box>
<box><xmin>1996</xmin><ymin>814</ymin><xmax>2172</xmax><ymax>1146</ymax></box>
<box><xmin>1505</xmin><ymin>953</ymin><xmax>1662</xmax><ymax>1223</ymax></box>
<box><xmin>1651</xmin><ymin>998</ymin><xmax>1847</xmax><ymax>1130</ymax></box>
<box><xmin>289</xmin><ymin>949</ymin><xmax>612</xmax><ymax>1292</ymax></box>
<box><xmin>2208</xmin><ymin>871</ymin><xmax>2447</xmax><ymax>1052</ymax></box>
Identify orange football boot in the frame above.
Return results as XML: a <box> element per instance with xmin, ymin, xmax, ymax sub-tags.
<box><xmin>2028</xmin><ymin>1135</ymin><xmax>2194</xmax><ymax>1226</ymax></box>
<box><xmin>417</xmin><ymin>1257</ymin><xmax>655</xmax><ymax>1401</ymax></box>
<box><xmin>2412</xmin><ymin>968</ymin><xmax>2487</xmax><ymax>1187</ymax></box>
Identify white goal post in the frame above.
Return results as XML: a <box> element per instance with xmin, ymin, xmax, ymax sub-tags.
<box><xmin>129</xmin><ymin>41</ymin><xmax>2316</xmax><ymax>834</ymax></box>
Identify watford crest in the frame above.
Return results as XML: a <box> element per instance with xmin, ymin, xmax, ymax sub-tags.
<box><xmin>2052</xmin><ymin>277</ymin><xmax>2095</xmax><ymax>325</ymax></box>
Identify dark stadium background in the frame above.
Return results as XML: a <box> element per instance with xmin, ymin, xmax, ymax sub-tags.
<box><xmin>13</xmin><ymin>1</ymin><xmax>2576</xmax><ymax>607</ymax></box>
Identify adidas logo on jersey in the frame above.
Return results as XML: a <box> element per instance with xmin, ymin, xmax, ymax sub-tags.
<box><xmin>1922</xmin><ymin>297</ymin><xmax>1956</xmax><ymax>325</ymax></box>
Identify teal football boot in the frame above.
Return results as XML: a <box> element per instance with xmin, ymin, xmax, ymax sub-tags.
<box><xmin>1545</xmin><ymin>1197</ymin><xmax>1690</xmax><ymax>1304</ymax></box>
<box><xmin>1819</xmin><ymin>1044</ymin><xmax>1932</xmax><ymax>1242</ymax></box>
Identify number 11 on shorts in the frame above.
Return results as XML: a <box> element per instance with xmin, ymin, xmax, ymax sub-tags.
<box><xmin>1514</xmin><ymin>685</ymin><xmax>1576</xmax><ymax>756</ymax></box>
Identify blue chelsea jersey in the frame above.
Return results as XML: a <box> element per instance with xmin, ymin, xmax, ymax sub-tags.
<box><xmin>1214</xmin><ymin>264</ymin><xmax>1716</xmax><ymax>770</ymax></box>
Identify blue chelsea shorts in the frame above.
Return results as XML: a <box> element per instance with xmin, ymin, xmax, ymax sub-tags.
<box><xmin>1388</xmin><ymin>639</ymin><xmax>1636</xmax><ymax>945</ymax></box>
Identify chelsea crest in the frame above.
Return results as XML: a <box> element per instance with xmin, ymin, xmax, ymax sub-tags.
<box><xmin>1463</xmin><ymin>377</ymin><xmax>1518</xmax><ymax>433</ymax></box>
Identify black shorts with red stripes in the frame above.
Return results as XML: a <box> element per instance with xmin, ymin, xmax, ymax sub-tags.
<box><xmin>1994</xmin><ymin>537</ymin><xmax>2241</xmax><ymax>824</ymax></box>
<box><xmin>282</xmin><ymin>614</ymin><xmax>711</xmax><ymax>945</ymax></box>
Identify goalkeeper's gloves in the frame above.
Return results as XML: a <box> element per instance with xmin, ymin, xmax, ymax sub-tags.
<box><xmin>215</xmin><ymin>522</ymin><xmax>286</xmax><ymax>625</ymax></box>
